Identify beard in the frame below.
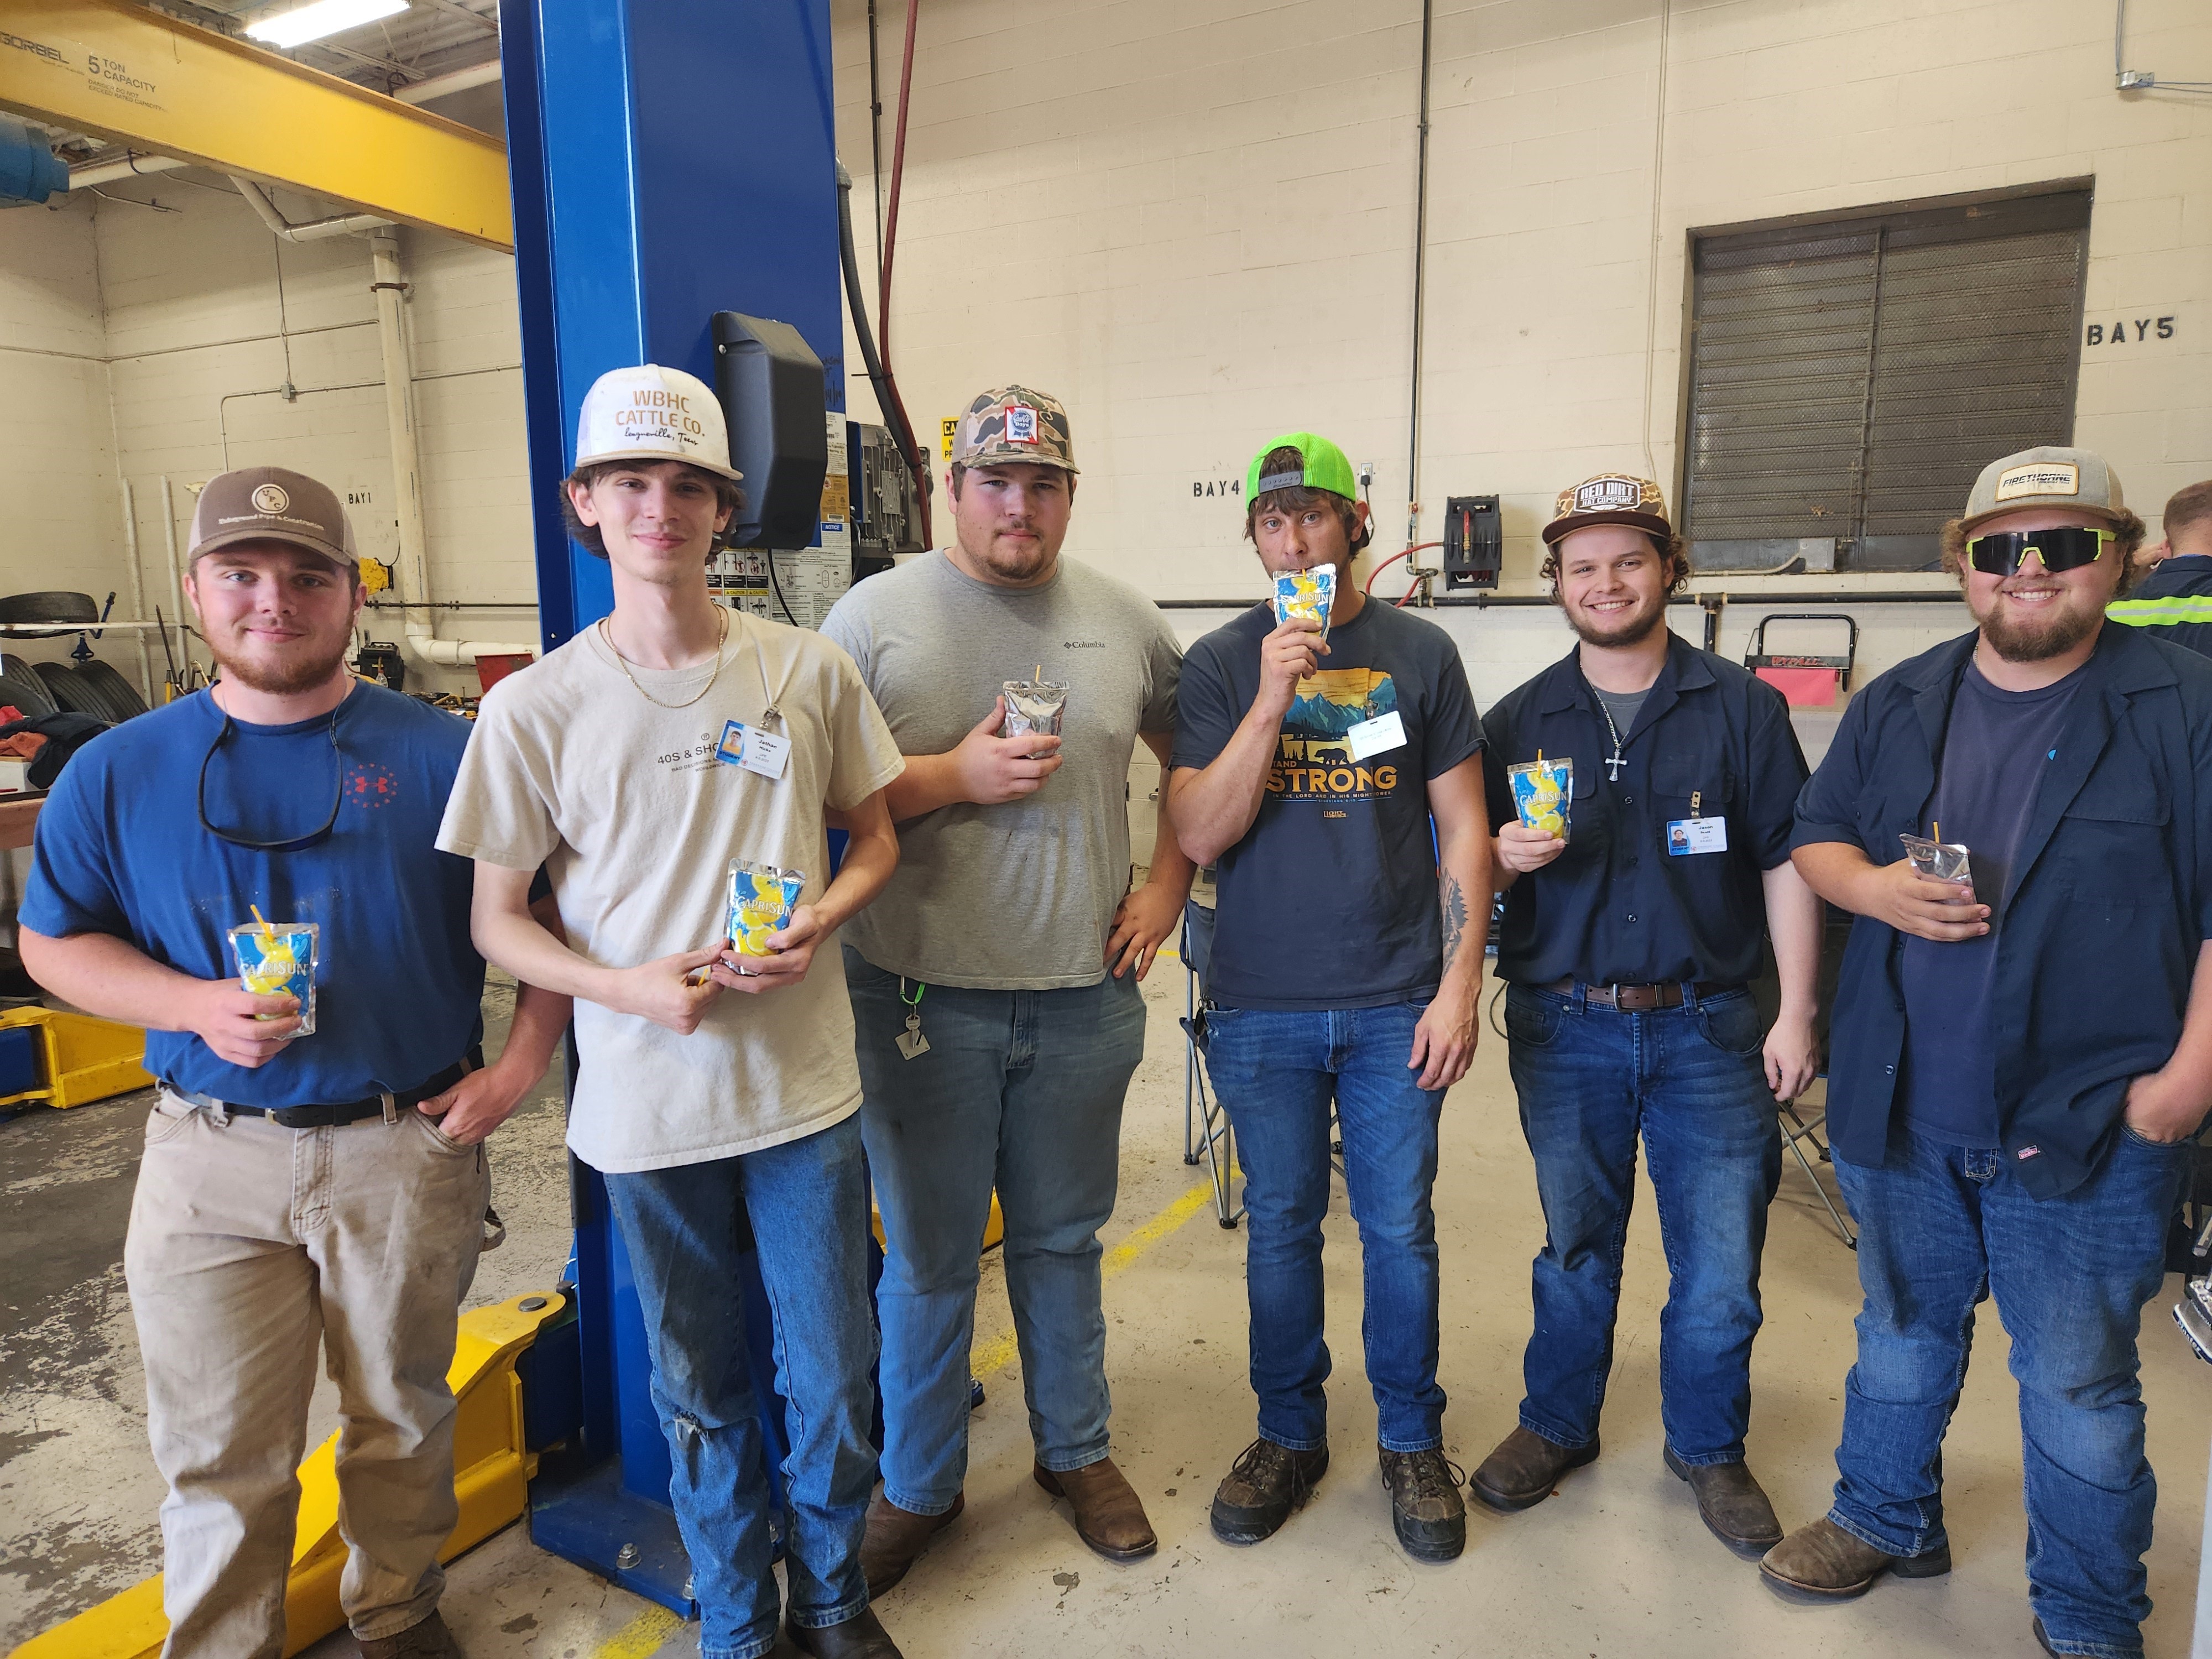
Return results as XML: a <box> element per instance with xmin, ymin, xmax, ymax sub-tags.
<box><xmin>972</xmin><ymin>531</ymin><xmax>1056</xmax><ymax>582</ymax></box>
<box><xmin>209</xmin><ymin>632</ymin><xmax>352</xmax><ymax>696</ymax></box>
<box><xmin>1978</xmin><ymin>598</ymin><xmax>2103</xmax><ymax>663</ymax></box>
<box><xmin>1564</xmin><ymin>592</ymin><xmax>1668</xmax><ymax>649</ymax></box>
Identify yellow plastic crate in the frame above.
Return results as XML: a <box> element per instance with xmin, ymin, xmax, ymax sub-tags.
<box><xmin>0</xmin><ymin>1008</ymin><xmax>153</xmax><ymax>1110</ymax></box>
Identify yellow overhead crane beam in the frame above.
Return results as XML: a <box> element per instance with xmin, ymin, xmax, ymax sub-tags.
<box><xmin>0</xmin><ymin>0</ymin><xmax>513</xmax><ymax>250</ymax></box>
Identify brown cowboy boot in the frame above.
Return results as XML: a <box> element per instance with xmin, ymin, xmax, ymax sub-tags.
<box><xmin>858</xmin><ymin>1490</ymin><xmax>964</xmax><ymax>1597</ymax></box>
<box><xmin>1759</xmin><ymin>1517</ymin><xmax>1952</xmax><ymax>1600</ymax></box>
<box><xmin>1033</xmin><ymin>1457</ymin><xmax>1158</xmax><ymax>1561</ymax></box>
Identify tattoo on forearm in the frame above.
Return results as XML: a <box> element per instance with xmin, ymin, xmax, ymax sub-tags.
<box><xmin>1440</xmin><ymin>869</ymin><xmax>1468</xmax><ymax>972</ymax></box>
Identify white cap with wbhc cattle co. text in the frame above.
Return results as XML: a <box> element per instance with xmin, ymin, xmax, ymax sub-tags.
<box><xmin>573</xmin><ymin>364</ymin><xmax>743</xmax><ymax>483</ymax></box>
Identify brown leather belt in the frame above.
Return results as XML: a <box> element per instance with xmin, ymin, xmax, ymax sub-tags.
<box><xmin>1542</xmin><ymin>977</ymin><xmax>1729</xmax><ymax>1011</ymax></box>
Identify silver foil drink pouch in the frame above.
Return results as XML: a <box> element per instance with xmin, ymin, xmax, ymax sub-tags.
<box><xmin>1001</xmin><ymin>680</ymin><xmax>1069</xmax><ymax>740</ymax></box>
<box><xmin>228</xmin><ymin>920</ymin><xmax>319</xmax><ymax>1034</ymax></box>
<box><xmin>1900</xmin><ymin>833</ymin><xmax>1973</xmax><ymax>887</ymax></box>
<box><xmin>725</xmin><ymin>859</ymin><xmax>806</xmax><ymax>957</ymax></box>
<box><xmin>1507</xmin><ymin>757</ymin><xmax>1572</xmax><ymax>841</ymax></box>
<box><xmin>1272</xmin><ymin>563</ymin><xmax>1338</xmax><ymax>644</ymax></box>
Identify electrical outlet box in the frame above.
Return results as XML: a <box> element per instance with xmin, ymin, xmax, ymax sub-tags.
<box><xmin>1442</xmin><ymin>494</ymin><xmax>1501</xmax><ymax>589</ymax></box>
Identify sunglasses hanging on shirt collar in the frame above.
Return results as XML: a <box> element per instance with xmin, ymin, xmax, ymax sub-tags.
<box><xmin>197</xmin><ymin>704</ymin><xmax>345</xmax><ymax>852</ymax></box>
<box><xmin>1964</xmin><ymin>526</ymin><xmax>2115</xmax><ymax>577</ymax></box>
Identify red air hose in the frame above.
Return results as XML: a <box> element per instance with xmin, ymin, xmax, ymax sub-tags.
<box><xmin>1365</xmin><ymin>542</ymin><xmax>1443</xmax><ymax>602</ymax></box>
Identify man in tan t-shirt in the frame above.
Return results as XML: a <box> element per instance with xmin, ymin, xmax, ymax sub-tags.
<box><xmin>438</xmin><ymin>365</ymin><xmax>906</xmax><ymax>1659</ymax></box>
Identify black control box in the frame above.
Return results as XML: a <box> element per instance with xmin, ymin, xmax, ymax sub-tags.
<box><xmin>1442</xmin><ymin>495</ymin><xmax>1501</xmax><ymax>589</ymax></box>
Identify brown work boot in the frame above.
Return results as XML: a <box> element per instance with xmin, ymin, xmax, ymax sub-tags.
<box><xmin>1759</xmin><ymin>1516</ymin><xmax>1952</xmax><ymax>1601</ymax></box>
<box><xmin>1663</xmin><ymin>1447</ymin><xmax>1783</xmax><ymax>1559</ymax></box>
<box><xmin>1034</xmin><ymin>1457</ymin><xmax>1158</xmax><ymax>1562</ymax></box>
<box><xmin>858</xmin><ymin>1490</ymin><xmax>964</xmax><ymax>1597</ymax></box>
<box><xmin>1210</xmin><ymin>1437</ymin><xmax>1331</xmax><ymax>1545</ymax></box>
<box><xmin>1378</xmin><ymin>1447</ymin><xmax>1467</xmax><ymax>1562</ymax></box>
<box><xmin>357</xmin><ymin>1610</ymin><xmax>463</xmax><ymax>1658</ymax></box>
<box><xmin>787</xmin><ymin>1606</ymin><xmax>902</xmax><ymax>1658</ymax></box>
<box><xmin>1468</xmin><ymin>1426</ymin><xmax>1599</xmax><ymax>1512</ymax></box>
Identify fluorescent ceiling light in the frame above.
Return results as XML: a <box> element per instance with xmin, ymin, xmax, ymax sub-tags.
<box><xmin>246</xmin><ymin>0</ymin><xmax>409</xmax><ymax>49</ymax></box>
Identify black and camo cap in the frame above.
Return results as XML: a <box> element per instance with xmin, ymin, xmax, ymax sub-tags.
<box><xmin>950</xmin><ymin>384</ymin><xmax>1078</xmax><ymax>474</ymax></box>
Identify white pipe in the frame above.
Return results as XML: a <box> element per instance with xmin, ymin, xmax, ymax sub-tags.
<box><xmin>232</xmin><ymin>176</ymin><xmax>390</xmax><ymax>243</ymax></box>
<box><xmin>366</xmin><ymin>232</ymin><xmax>534</xmax><ymax>670</ymax></box>
<box><xmin>393</xmin><ymin>60</ymin><xmax>502</xmax><ymax>104</ymax></box>
<box><xmin>120</xmin><ymin>479</ymin><xmax>155</xmax><ymax>705</ymax></box>
<box><xmin>70</xmin><ymin>153</ymin><xmax>189</xmax><ymax>188</ymax></box>
<box><xmin>160</xmin><ymin>475</ymin><xmax>188</xmax><ymax>679</ymax></box>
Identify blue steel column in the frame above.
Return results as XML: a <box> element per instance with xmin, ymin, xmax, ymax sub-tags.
<box><xmin>499</xmin><ymin>0</ymin><xmax>847</xmax><ymax>1612</ymax></box>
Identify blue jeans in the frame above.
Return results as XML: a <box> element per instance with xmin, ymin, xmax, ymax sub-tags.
<box><xmin>602</xmin><ymin>1116</ymin><xmax>877</xmax><ymax>1659</ymax></box>
<box><xmin>1202</xmin><ymin>999</ymin><xmax>1447</xmax><ymax>1453</ymax></box>
<box><xmin>1504</xmin><ymin>983</ymin><xmax>1782</xmax><ymax>1463</ymax></box>
<box><xmin>846</xmin><ymin>947</ymin><xmax>1146</xmax><ymax>1514</ymax></box>
<box><xmin>1830</xmin><ymin>1126</ymin><xmax>2188</xmax><ymax>1659</ymax></box>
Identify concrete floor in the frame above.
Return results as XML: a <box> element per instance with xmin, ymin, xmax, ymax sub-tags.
<box><xmin>3</xmin><ymin>964</ymin><xmax>2206</xmax><ymax>1658</ymax></box>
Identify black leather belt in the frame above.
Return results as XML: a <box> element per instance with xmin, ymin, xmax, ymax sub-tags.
<box><xmin>1543</xmin><ymin>978</ymin><xmax>1730</xmax><ymax>1012</ymax></box>
<box><xmin>161</xmin><ymin>1052</ymin><xmax>478</xmax><ymax>1129</ymax></box>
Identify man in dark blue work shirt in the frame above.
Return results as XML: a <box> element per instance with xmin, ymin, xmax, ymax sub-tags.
<box><xmin>1469</xmin><ymin>474</ymin><xmax>1821</xmax><ymax>1561</ymax></box>
<box><xmin>19</xmin><ymin>469</ymin><xmax>570</xmax><ymax>1659</ymax></box>
<box><xmin>2108</xmin><ymin>478</ymin><xmax>2212</xmax><ymax>656</ymax></box>
<box><xmin>1770</xmin><ymin>447</ymin><xmax>2212</xmax><ymax>1659</ymax></box>
<box><xmin>1166</xmin><ymin>433</ymin><xmax>1490</xmax><ymax>1564</ymax></box>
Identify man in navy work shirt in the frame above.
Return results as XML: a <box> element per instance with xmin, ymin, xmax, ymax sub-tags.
<box><xmin>1167</xmin><ymin>433</ymin><xmax>1490</xmax><ymax>1564</ymax></box>
<box><xmin>1771</xmin><ymin>446</ymin><xmax>2212</xmax><ymax>1659</ymax></box>
<box><xmin>1471</xmin><ymin>474</ymin><xmax>1820</xmax><ymax>1561</ymax></box>
<box><xmin>19</xmin><ymin>468</ymin><xmax>570</xmax><ymax>1659</ymax></box>
<box><xmin>2108</xmin><ymin>478</ymin><xmax>2212</xmax><ymax>656</ymax></box>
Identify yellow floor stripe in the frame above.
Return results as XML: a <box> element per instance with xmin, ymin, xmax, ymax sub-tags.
<box><xmin>592</xmin><ymin>1605</ymin><xmax>682</xmax><ymax>1658</ymax></box>
<box><xmin>969</xmin><ymin>1172</ymin><xmax>1230</xmax><ymax>1379</ymax></box>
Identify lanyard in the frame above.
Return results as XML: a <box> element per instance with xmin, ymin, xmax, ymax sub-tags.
<box><xmin>732</xmin><ymin>609</ymin><xmax>797</xmax><ymax>724</ymax></box>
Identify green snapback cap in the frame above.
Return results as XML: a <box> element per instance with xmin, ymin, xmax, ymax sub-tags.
<box><xmin>1246</xmin><ymin>432</ymin><xmax>1358</xmax><ymax>505</ymax></box>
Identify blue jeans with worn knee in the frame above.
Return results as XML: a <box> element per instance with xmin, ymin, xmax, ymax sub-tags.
<box><xmin>846</xmin><ymin>947</ymin><xmax>1146</xmax><ymax>1516</ymax></box>
<box><xmin>1201</xmin><ymin>998</ymin><xmax>1447</xmax><ymax>1453</ymax></box>
<box><xmin>1504</xmin><ymin>983</ymin><xmax>1782</xmax><ymax>1464</ymax></box>
<box><xmin>1829</xmin><ymin>1126</ymin><xmax>2187</xmax><ymax>1659</ymax></box>
<box><xmin>602</xmin><ymin>1116</ymin><xmax>877</xmax><ymax>1659</ymax></box>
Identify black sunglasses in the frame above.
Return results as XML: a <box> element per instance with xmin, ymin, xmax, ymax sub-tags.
<box><xmin>197</xmin><ymin>707</ymin><xmax>344</xmax><ymax>852</ymax></box>
<box><xmin>1965</xmin><ymin>526</ymin><xmax>2115</xmax><ymax>577</ymax></box>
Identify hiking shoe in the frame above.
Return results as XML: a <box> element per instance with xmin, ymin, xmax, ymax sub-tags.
<box><xmin>1378</xmin><ymin>1447</ymin><xmax>1467</xmax><ymax>1562</ymax></box>
<box><xmin>1209</xmin><ymin>1437</ymin><xmax>1329</xmax><ymax>1545</ymax></box>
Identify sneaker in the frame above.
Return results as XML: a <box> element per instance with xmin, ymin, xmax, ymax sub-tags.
<box><xmin>1209</xmin><ymin>1437</ymin><xmax>1329</xmax><ymax>1545</ymax></box>
<box><xmin>1378</xmin><ymin>1447</ymin><xmax>1467</xmax><ymax>1563</ymax></box>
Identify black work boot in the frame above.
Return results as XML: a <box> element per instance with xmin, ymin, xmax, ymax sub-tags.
<box><xmin>1378</xmin><ymin>1447</ymin><xmax>1467</xmax><ymax>1563</ymax></box>
<box><xmin>357</xmin><ymin>1611</ymin><xmax>463</xmax><ymax>1659</ymax></box>
<box><xmin>1663</xmin><ymin>1447</ymin><xmax>1783</xmax><ymax>1559</ymax></box>
<box><xmin>1209</xmin><ymin>1436</ymin><xmax>1329</xmax><ymax>1545</ymax></box>
<box><xmin>1468</xmin><ymin>1425</ymin><xmax>1599</xmax><ymax>1512</ymax></box>
<box><xmin>786</xmin><ymin>1606</ymin><xmax>902</xmax><ymax>1659</ymax></box>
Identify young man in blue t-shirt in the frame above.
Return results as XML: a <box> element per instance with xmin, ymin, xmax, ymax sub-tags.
<box><xmin>1166</xmin><ymin>433</ymin><xmax>1490</xmax><ymax>1563</ymax></box>
<box><xmin>20</xmin><ymin>468</ymin><xmax>570</xmax><ymax>1659</ymax></box>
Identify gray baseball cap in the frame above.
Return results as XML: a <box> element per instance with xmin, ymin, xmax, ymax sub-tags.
<box><xmin>189</xmin><ymin>466</ymin><xmax>358</xmax><ymax>569</ymax></box>
<box><xmin>1961</xmin><ymin>446</ymin><xmax>2127</xmax><ymax>533</ymax></box>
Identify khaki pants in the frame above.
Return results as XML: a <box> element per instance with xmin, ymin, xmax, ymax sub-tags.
<box><xmin>124</xmin><ymin>1091</ymin><xmax>491</xmax><ymax>1658</ymax></box>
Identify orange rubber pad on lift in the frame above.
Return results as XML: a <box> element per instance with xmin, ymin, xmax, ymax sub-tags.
<box><xmin>1754</xmin><ymin>666</ymin><xmax>1841</xmax><ymax>708</ymax></box>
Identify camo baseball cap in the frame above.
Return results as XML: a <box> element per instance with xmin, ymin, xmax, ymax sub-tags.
<box><xmin>949</xmin><ymin>385</ymin><xmax>1078</xmax><ymax>473</ymax></box>
<box><xmin>1245</xmin><ymin>433</ymin><xmax>1359</xmax><ymax>504</ymax></box>
<box><xmin>1542</xmin><ymin>472</ymin><xmax>1672</xmax><ymax>546</ymax></box>
<box><xmin>1960</xmin><ymin>446</ymin><xmax>2125</xmax><ymax>533</ymax></box>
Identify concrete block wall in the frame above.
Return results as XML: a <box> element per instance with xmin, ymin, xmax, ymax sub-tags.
<box><xmin>831</xmin><ymin>0</ymin><xmax>2212</xmax><ymax>607</ymax></box>
<box><xmin>2</xmin><ymin>0</ymin><xmax>2204</xmax><ymax>711</ymax></box>
<box><xmin>0</xmin><ymin>200</ymin><xmax>132</xmax><ymax>679</ymax></box>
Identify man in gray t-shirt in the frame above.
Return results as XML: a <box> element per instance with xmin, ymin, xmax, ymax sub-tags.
<box><xmin>821</xmin><ymin>384</ymin><xmax>1191</xmax><ymax>1588</ymax></box>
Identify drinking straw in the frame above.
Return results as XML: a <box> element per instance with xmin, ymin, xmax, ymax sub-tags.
<box><xmin>249</xmin><ymin>904</ymin><xmax>274</xmax><ymax>942</ymax></box>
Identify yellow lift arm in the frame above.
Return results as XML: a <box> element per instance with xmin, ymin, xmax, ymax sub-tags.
<box><xmin>11</xmin><ymin>1290</ymin><xmax>567</xmax><ymax>1659</ymax></box>
<box><xmin>0</xmin><ymin>0</ymin><xmax>512</xmax><ymax>250</ymax></box>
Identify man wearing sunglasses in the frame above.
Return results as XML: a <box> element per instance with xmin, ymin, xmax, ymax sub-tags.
<box><xmin>1772</xmin><ymin>446</ymin><xmax>2212</xmax><ymax>1658</ymax></box>
<box><xmin>18</xmin><ymin>467</ymin><xmax>571</xmax><ymax>1658</ymax></box>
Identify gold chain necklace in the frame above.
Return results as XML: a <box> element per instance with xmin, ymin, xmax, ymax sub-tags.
<box><xmin>598</xmin><ymin>607</ymin><xmax>729</xmax><ymax>709</ymax></box>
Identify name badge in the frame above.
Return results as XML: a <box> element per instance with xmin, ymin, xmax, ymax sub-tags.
<box><xmin>716</xmin><ymin>719</ymin><xmax>791</xmax><ymax>780</ymax></box>
<box><xmin>1666</xmin><ymin>816</ymin><xmax>1728</xmax><ymax>856</ymax></box>
<box><xmin>1345</xmin><ymin>710</ymin><xmax>1407</xmax><ymax>763</ymax></box>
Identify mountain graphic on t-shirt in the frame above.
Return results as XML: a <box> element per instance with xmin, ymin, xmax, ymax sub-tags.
<box><xmin>1287</xmin><ymin>667</ymin><xmax>1397</xmax><ymax>739</ymax></box>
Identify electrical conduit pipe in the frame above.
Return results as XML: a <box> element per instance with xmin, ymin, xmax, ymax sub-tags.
<box><xmin>367</xmin><ymin>231</ymin><xmax>535</xmax><ymax>671</ymax></box>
